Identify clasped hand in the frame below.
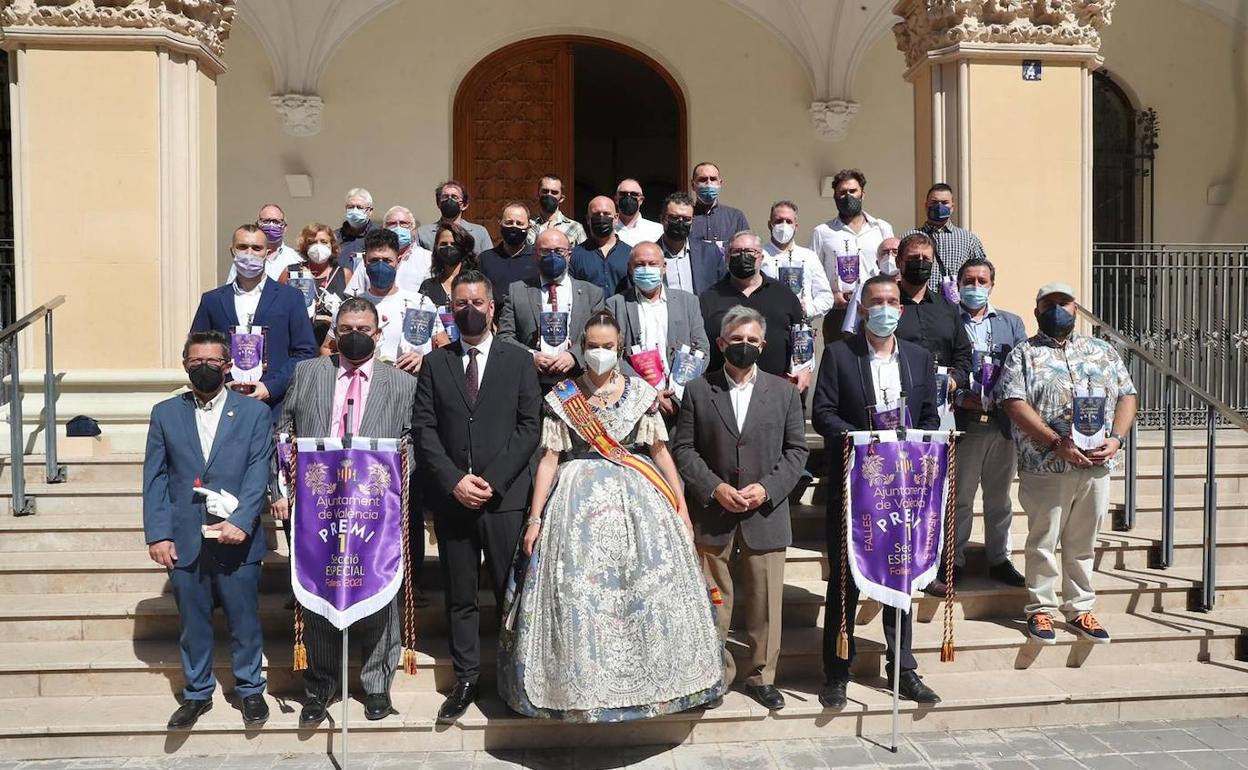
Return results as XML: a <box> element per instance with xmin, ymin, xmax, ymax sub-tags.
<box><xmin>453</xmin><ymin>474</ymin><xmax>494</xmax><ymax>509</ymax></box>
<box><xmin>713</xmin><ymin>482</ymin><xmax>768</xmax><ymax>513</ymax></box>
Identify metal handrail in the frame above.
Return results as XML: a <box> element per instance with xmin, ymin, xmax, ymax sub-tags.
<box><xmin>1077</xmin><ymin>302</ymin><xmax>1247</xmax><ymax>612</ymax></box>
<box><xmin>3</xmin><ymin>295</ymin><xmax>67</xmax><ymax>515</ymax></box>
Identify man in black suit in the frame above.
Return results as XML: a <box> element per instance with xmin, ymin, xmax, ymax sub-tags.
<box><xmin>811</xmin><ymin>275</ymin><xmax>942</xmax><ymax>710</ymax></box>
<box><xmin>412</xmin><ymin>269</ymin><xmax>542</xmax><ymax>724</ymax></box>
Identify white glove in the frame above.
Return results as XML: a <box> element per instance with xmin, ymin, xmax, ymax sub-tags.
<box><xmin>193</xmin><ymin>487</ymin><xmax>240</xmax><ymax>520</ymax></box>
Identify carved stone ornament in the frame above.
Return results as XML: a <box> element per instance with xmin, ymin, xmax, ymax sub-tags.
<box><xmin>810</xmin><ymin>100</ymin><xmax>860</xmax><ymax>142</ymax></box>
<box><xmin>0</xmin><ymin>0</ymin><xmax>236</xmax><ymax>58</ymax></box>
<box><xmin>269</xmin><ymin>94</ymin><xmax>324</xmax><ymax>138</ymax></box>
<box><xmin>893</xmin><ymin>0</ymin><xmax>1116</xmax><ymax>69</ymax></box>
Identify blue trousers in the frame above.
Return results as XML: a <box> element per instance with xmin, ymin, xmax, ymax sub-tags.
<box><xmin>168</xmin><ymin>558</ymin><xmax>266</xmax><ymax>701</ymax></box>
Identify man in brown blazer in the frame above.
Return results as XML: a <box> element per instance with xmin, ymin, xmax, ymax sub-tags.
<box><xmin>672</xmin><ymin>305</ymin><xmax>809</xmax><ymax>711</ymax></box>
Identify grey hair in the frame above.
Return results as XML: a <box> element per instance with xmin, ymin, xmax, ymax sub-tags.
<box><xmin>720</xmin><ymin>305</ymin><xmax>767</xmax><ymax>339</ymax></box>
<box><xmin>769</xmin><ymin>200</ymin><xmax>799</xmax><ymax>219</ymax></box>
<box><xmin>345</xmin><ymin>187</ymin><xmax>374</xmax><ymax>207</ymax></box>
<box><xmin>383</xmin><ymin>205</ymin><xmax>415</xmax><ymax>224</ymax></box>
<box><xmin>725</xmin><ymin>230</ymin><xmax>763</xmax><ymax>251</ymax></box>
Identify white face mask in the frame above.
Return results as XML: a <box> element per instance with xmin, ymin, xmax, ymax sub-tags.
<box><xmin>306</xmin><ymin>243</ymin><xmax>332</xmax><ymax>265</ymax></box>
<box><xmin>770</xmin><ymin>222</ymin><xmax>795</xmax><ymax>245</ymax></box>
<box><xmin>584</xmin><ymin>347</ymin><xmax>618</xmax><ymax>375</ymax></box>
<box><xmin>879</xmin><ymin>255</ymin><xmax>899</xmax><ymax>276</ymax></box>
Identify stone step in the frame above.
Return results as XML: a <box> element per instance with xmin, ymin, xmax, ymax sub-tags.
<box><xmin>2</xmin><ymin>660</ymin><xmax>1247</xmax><ymax>759</ymax></box>
<box><xmin>1</xmin><ymin>560</ymin><xmax>1239</xmax><ymax>644</ymax></box>
<box><xmin>0</xmin><ymin>606</ymin><xmax>1240</xmax><ymax>700</ymax></box>
<box><xmin>0</xmin><ymin>453</ymin><xmax>146</xmax><ymax>486</ymax></box>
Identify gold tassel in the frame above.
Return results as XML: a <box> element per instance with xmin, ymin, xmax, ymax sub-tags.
<box><xmin>403</xmin><ymin>648</ymin><xmax>418</xmax><ymax>676</ymax></box>
<box><xmin>940</xmin><ymin>640</ymin><xmax>955</xmax><ymax>663</ymax></box>
<box><xmin>293</xmin><ymin>642</ymin><xmax>308</xmax><ymax>671</ymax></box>
<box><xmin>837</xmin><ymin>630</ymin><xmax>850</xmax><ymax>661</ymax></box>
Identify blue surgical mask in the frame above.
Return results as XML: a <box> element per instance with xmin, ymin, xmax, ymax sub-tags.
<box><xmin>633</xmin><ymin>266</ymin><xmax>662</xmax><ymax>292</ymax></box>
<box><xmin>539</xmin><ymin>251</ymin><xmax>567</xmax><ymax>281</ymax></box>
<box><xmin>864</xmin><ymin>305</ymin><xmax>901</xmax><ymax>337</ymax></box>
<box><xmin>365</xmin><ymin>260</ymin><xmax>397</xmax><ymax>291</ymax></box>
<box><xmin>695</xmin><ymin>184</ymin><xmax>720</xmax><ymax>205</ymax></box>
<box><xmin>345</xmin><ymin>207</ymin><xmax>369</xmax><ymax>228</ymax></box>
<box><xmin>389</xmin><ymin>225</ymin><xmax>413</xmax><ymax>251</ymax></box>
<box><xmin>959</xmin><ymin>284</ymin><xmax>990</xmax><ymax>310</ymax></box>
<box><xmin>927</xmin><ymin>201</ymin><xmax>953</xmax><ymax>222</ymax></box>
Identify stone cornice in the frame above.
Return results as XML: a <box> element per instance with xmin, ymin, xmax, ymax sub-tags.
<box><xmin>892</xmin><ymin>0</ymin><xmax>1115</xmax><ymax>70</ymax></box>
<box><xmin>0</xmin><ymin>0</ymin><xmax>235</xmax><ymax>71</ymax></box>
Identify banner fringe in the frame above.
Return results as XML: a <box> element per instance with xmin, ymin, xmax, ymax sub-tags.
<box><xmin>941</xmin><ymin>430</ymin><xmax>959</xmax><ymax>663</ymax></box>
<box><xmin>838</xmin><ymin>433</ymin><xmax>851</xmax><ymax>660</ymax></box>
<box><xmin>400</xmin><ymin>439</ymin><xmax>419</xmax><ymax>675</ymax></box>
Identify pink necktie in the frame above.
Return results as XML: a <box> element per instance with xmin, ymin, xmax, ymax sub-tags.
<box><xmin>341</xmin><ymin>368</ymin><xmax>363</xmax><ymax>437</ymax></box>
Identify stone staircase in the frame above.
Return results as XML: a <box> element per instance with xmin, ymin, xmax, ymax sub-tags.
<box><xmin>1</xmin><ymin>430</ymin><xmax>1247</xmax><ymax>760</ymax></box>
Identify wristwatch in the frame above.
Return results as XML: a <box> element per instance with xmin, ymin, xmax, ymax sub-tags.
<box><xmin>1108</xmin><ymin>432</ymin><xmax>1126</xmax><ymax>447</ymax></box>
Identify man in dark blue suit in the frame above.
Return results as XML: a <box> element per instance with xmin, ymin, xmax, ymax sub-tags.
<box><xmin>190</xmin><ymin>224</ymin><xmax>317</xmax><ymax>418</ymax></box>
<box><xmin>811</xmin><ymin>275</ymin><xmax>942</xmax><ymax>711</ymax></box>
<box><xmin>658</xmin><ymin>192</ymin><xmax>727</xmax><ymax>296</ymax></box>
<box><xmin>143</xmin><ymin>330</ymin><xmax>275</xmax><ymax>730</ymax></box>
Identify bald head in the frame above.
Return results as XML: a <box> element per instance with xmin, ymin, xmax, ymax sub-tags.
<box><xmin>534</xmin><ymin>227</ymin><xmax>571</xmax><ymax>254</ymax></box>
<box><xmin>628</xmin><ymin>241</ymin><xmax>664</xmax><ymax>269</ymax></box>
<box><xmin>587</xmin><ymin>195</ymin><xmax>617</xmax><ymax>217</ymax></box>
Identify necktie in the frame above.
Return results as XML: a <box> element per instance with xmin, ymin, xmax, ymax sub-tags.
<box><xmin>547</xmin><ymin>283</ymin><xmax>557</xmax><ymax>310</ymax></box>
<box><xmin>466</xmin><ymin>348</ymin><xmax>479</xmax><ymax>404</ymax></box>
<box><xmin>341</xmin><ymin>368</ymin><xmax>363</xmax><ymax>437</ymax></box>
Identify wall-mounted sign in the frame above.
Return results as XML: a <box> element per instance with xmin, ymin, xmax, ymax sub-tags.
<box><xmin>1023</xmin><ymin>60</ymin><xmax>1042</xmax><ymax>81</ymax></box>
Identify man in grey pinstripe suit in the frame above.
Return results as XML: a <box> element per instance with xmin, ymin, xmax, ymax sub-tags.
<box><xmin>275</xmin><ymin>297</ymin><xmax>420</xmax><ymax>726</ymax></box>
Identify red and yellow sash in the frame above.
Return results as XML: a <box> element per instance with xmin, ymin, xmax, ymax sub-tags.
<box><xmin>552</xmin><ymin>378</ymin><xmax>680</xmax><ymax>511</ymax></box>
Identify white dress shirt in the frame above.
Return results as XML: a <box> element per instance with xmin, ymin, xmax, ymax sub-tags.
<box><xmin>661</xmin><ymin>240</ymin><xmax>695</xmax><ymax>294</ymax></box>
<box><xmin>541</xmin><ymin>270</ymin><xmax>574</xmax><ymax>313</ymax></box>
<box><xmin>727</xmin><ymin>366</ymin><xmax>758</xmax><ymax>432</ymax></box>
<box><xmin>636</xmin><ymin>288</ymin><xmax>669</xmax><ymax>361</ymax></box>
<box><xmin>615</xmin><ymin>215</ymin><xmax>664</xmax><ymax>247</ymax></box>
<box><xmin>761</xmin><ymin>241</ymin><xmax>836</xmax><ymax>318</ymax></box>
<box><xmin>810</xmin><ymin>212</ymin><xmax>894</xmax><ymax>288</ymax></box>
<box><xmin>193</xmin><ymin>388</ymin><xmax>228</xmax><ymax>462</ymax></box>
<box><xmin>344</xmin><ymin>246</ymin><xmax>435</xmax><ymax>296</ymax></box>
<box><xmin>869</xmin><ymin>342</ymin><xmax>903</xmax><ymax>407</ymax></box>
<box><xmin>232</xmin><ymin>276</ymin><xmax>266</xmax><ymax>327</ymax></box>
<box><xmin>462</xmin><ymin>332</ymin><xmax>494</xmax><ymax>390</ymax></box>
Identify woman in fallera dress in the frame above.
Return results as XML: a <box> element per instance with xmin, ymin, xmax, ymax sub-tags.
<box><xmin>498</xmin><ymin>310</ymin><xmax>725</xmax><ymax>722</ymax></box>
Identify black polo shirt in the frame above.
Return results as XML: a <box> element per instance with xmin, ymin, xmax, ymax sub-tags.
<box><xmin>897</xmin><ymin>287</ymin><xmax>973</xmax><ymax>388</ymax></box>
<box><xmin>479</xmin><ymin>243</ymin><xmax>537</xmax><ymax>305</ymax></box>
<box><xmin>699</xmin><ymin>275</ymin><xmax>804</xmax><ymax>377</ymax></box>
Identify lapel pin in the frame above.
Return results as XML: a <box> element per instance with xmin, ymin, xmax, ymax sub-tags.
<box><xmin>227</xmin><ymin>410</ymin><xmax>235</xmax><ymax>417</ymax></box>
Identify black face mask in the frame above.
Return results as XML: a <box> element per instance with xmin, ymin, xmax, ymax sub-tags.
<box><xmin>1037</xmin><ymin>305</ymin><xmax>1076</xmax><ymax>339</ymax></box>
<box><xmin>438</xmin><ymin>198</ymin><xmax>462</xmax><ymax>220</ymax></box>
<box><xmin>454</xmin><ymin>304</ymin><xmax>489</xmax><ymax>336</ymax></box>
<box><xmin>188</xmin><ymin>363</ymin><xmax>224</xmax><ymax>394</ymax></box>
<box><xmin>538</xmin><ymin>194</ymin><xmax>560</xmax><ymax>215</ymax></box>
<box><xmin>723</xmin><ymin>342</ymin><xmax>762</xmax><ymax>369</ymax></box>
<box><xmin>664</xmin><ymin>219</ymin><xmax>691</xmax><ymax>240</ymax></box>
<box><xmin>617</xmin><ymin>196</ymin><xmax>640</xmax><ymax>216</ymax></box>
<box><xmin>836</xmin><ymin>194</ymin><xmax>863</xmax><ymax>218</ymax></box>
<box><xmin>589</xmin><ymin>214</ymin><xmax>614</xmax><ymax>238</ymax></box>
<box><xmin>728</xmin><ymin>251</ymin><xmax>759</xmax><ymax>280</ymax></box>
<box><xmin>500</xmin><ymin>225</ymin><xmax>528</xmax><ymax>247</ymax></box>
<box><xmin>337</xmin><ymin>331</ymin><xmax>376</xmax><ymax>363</ymax></box>
<box><xmin>902</xmin><ymin>259</ymin><xmax>933</xmax><ymax>285</ymax></box>
<box><xmin>435</xmin><ymin>245</ymin><xmax>464</xmax><ymax>271</ymax></box>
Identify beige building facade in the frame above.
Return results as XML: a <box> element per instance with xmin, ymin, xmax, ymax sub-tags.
<box><xmin>0</xmin><ymin>0</ymin><xmax>1244</xmax><ymax>446</ymax></box>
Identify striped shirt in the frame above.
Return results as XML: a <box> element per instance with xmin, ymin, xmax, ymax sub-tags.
<box><xmin>903</xmin><ymin>222</ymin><xmax>987</xmax><ymax>293</ymax></box>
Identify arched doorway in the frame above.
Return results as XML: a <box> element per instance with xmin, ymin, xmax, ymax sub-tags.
<box><xmin>453</xmin><ymin>36</ymin><xmax>687</xmax><ymax>243</ymax></box>
<box><xmin>1092</xmin><ymin>69</ymin><xmax>1156</xmax><ymax>244</ymax></box>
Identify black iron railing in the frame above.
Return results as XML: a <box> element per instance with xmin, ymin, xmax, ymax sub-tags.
<box><xmin>1092</xmin><ymin>243</ymin><xmax>1248</xmax><ymax>428</ymax></box>
<box><xmin>2</xmin><ymin>295</ymin><xmax>67</xmax><ymax>515</ymax></box>
<box><xmin>1079</xmin><ymin>302</ymin><xmax>1248</xmax><ymax>612</ymax></box>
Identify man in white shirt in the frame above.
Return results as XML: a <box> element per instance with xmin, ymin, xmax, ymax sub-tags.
<box><xmin>348</xmin><ymin>229</ymin><xmax>431</xmax><ymax>374</ymax></box>
<box><xmin>614</xmin><ymin>178</ymin><xmax>664</xmax><ymax>246</ymax></box>
<box><xmin>810</xmin><ymin>169</ymin><xmax>894</xmax><ymax>339</ymax></box>
<box><xmin>225</xmin><ymin>203</ymin><xmax>302</xmax><ymax>283</ymax></box>
<box><xmin>761</xmin><ymin>200</ymin><xmax>835</xmax><ymax>320</ymax></box>
<box><xmin>344</xmin><ymin>205</ymin><xmax>433</xmax><ymax>295</ymax></box>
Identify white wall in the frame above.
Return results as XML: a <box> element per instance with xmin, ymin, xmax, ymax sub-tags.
<box><xmin>1100</xmin><ymin>0</ymin><xmax>1248</xmax><ymax>243</ymax></box>
<box><xmin>215</xmin><ymin>0</ymin><xmax>915</xmax><ymax>279</ymax></box>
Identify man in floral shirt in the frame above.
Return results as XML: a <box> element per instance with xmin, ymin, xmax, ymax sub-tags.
<box><xmin>997</xmin><ymin>282</ymin><xmax>1137</xmax><ymax>645</ymax></box>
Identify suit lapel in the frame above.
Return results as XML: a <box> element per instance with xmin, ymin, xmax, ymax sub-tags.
<box><xmin>177</xmin><ymin>394</ymin><xmax>204</xmax><ymax>468</ymax></box>
<box><xmin>856</xmin><ymin>344</ymin><xmax>878</xmax><ymax>407</ymax></box>
<box><xmin>218</xmin><ymin>286</ymin><xmax>241</xmax><ymax>328</ymax></box>
<box><xmin>527</xmin><ymin>284</ymin><xmax>542</xmax><ymax>334</ymax></box>
<box><xmin>627</xmin><ymin>289</ymin><xmax>643</xmax><ymax>347</ymax></box>
<box><xmin>447</xmin><ymin>343</ymin><xmax>472</xmax><ymax>408</ymax></box>
<box><xmin>709</xmin><ymin>371</ymin><xmax>741</xmax><ymax>439</ymax></box>
<box><xmin>204</xmin><ymin>391</ymin><xmax>240</xmax><ymax>471</ymax></box>
<box><xmin>250</xmin><ymin>280</ymin><xmax>281</xmax><ymax>328</ymax></box>
<box><xmin>738</xmin><ymin>372</ymin><xmax>769</xmax><ymax>436</ymax></box>
<box><xmin>358</xmin><ymin>363</ymin><xmax>389</xmax><ymax>435</ymax></box>
<box><xmin>313</xmin><ymin>357</ymin><xmax>336</xmax><ymax>437</ymax></box>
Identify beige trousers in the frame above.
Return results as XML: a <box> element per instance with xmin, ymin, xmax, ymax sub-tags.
<box><xmin>1019</xmin><ymin>467</ymin><xmax>1111</xmax><ymax>620</ymax></box>
<box><xmin>698</xmin><ymin>530</ymin><xmax>786</xmax><ymax>687</ymax></box>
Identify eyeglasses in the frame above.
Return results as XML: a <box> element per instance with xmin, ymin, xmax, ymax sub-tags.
<box><xmin>385</xmin><ymin>221</ymin><xmax>415</xmax><ymax>229</ymax></box>
<box><xmin>439</xmin><ymin>194</ymin><xmax>464</xmax><ymax>203</ymax></box>
<box><xmin>666</xmin><ymin>216</ymin><xmax>693</xmax><ymax>225</ymax></box>
<box><xmin>336</xmin><ymin>325</ymin><xmax>375</xmax><ymax>335</ymax></box>
<box><xmin>728</xmin><ymin>249</ymin><xmax>760</xmax><ymax>258</ymax></box>
<box><xmin>257</xmin><ymin>218</ymin><xmax>286</xmax><ymax>227</ymax></box>
<box><xmin>186</xmin><ymin>357</ymin><xmax>227</xmax><ymax>368</ymax></box>
<box><xmin>234</xmin><ymin>243</ymin><xmax>266</xmax><ymax>253</ymax></box>
<box><xmin>617</xmin><ymin>191</ymin><xmax>642</xmax><ymax>199</ymax></box>
<box><xmin>540</xmin><ymin>249</ymin><xmax>569</xmax><ymax>258</ymax></box>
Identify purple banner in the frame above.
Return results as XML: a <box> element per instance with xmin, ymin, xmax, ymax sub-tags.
<box><xmin>231</xmin><ymin>331</ymin><xmax>264</xmax><ymax>371</ymax></box>
<box><xmin>836</xmin><ymin>254</ymin><xmax>860</xmax><ymax>285</ymax></box>
<box><xmin>292</xmin><ymin>438</ymin><xmax>405</xmax><ymax>629</ymax></box>
<box><xmin>845</xmin><ymin>432</ymin><xmax>951</xmax><ymax>610</ymax></box>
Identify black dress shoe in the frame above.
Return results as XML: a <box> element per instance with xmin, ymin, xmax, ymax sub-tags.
<box><xmin>437</xmin><ymin>680</ymin><xmax>478</xmax><ymax>724</ymax></box>
<box><xmin>744</xmin><ymin>684</ymin><xmax>785</xmax><ymax>711</ymax></box>
<box><xmin>299</xmin><ymin>697</ymin><xmax>328</xmax><ymax>727</ymax></box>
<box><xmin>819</xmin><ymin>680</ymin><xmax>848</xmax><ymax>710</ymax></box>
<box><xmin>364</xmin><ymin>692</ymin><xmax>393</xmax><ymax>721</ymax></box>
<box><xmin>898</xmin><ymin>671</ymin><xmax>941</xmax><ymax>704</ymax></box>
<box><xmin>922</xmin><ymin>578</ymin><xmax>949</xmax><ymax>598</ymax></box>
<box><xmin>167</xmin><ymin>699</ymin><xmax>212</xmax><ymax>730</ymax></box>
<box><xmin>241</xmin><ymin>693</ymin><xmax>269</xmax><ymax>726</ymax></box>
<box><xmin>989</xmin><ymin>560</ymin><xmax>1027</xmax><ymax>587</ymax></box>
